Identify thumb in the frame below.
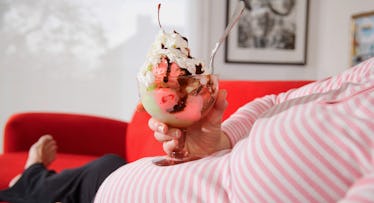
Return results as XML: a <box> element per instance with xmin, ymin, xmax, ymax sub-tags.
<box><xmin>206</xmin><ymin>89</ymin><xmax>228</xmax><ymax>124</ymax></box>
<box><xmin>215</xmin><ymin>89</ymin><xmax>228</xmax><ymax>111</ymax></box>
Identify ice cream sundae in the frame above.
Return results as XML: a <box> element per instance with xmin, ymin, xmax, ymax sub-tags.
<box><xmin>137</xmin><ymin>30</ymin><xmax>218</xmax><ymax>128</ymax></box>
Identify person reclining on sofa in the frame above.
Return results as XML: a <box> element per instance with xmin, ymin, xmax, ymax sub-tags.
<box><xmin>1</xmin><ymin>57</ymin><xmax>374</xmax><ymax>203</ymax></box>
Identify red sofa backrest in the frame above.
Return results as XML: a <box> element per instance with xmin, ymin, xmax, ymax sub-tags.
<box><xmin>4</xmin><ymin>112</ymin><xmax>128</xmax><ymax>157</ymax></box>
<box><xmin>126</xmin><ymin>80</ymin><xmax>313</xmax><ymax>162</ymax></box>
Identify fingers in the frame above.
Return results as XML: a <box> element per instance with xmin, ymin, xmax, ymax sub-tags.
<box><xmin>136</xmin><ymin>102</ymin><xmax>145</xmax><ymax>112</ymax></box>
<box><xmin>149</xmin><ymin>118</ymin><xmax>182</xmax><ymax>154</ymax></box>
<box><xmin>163</xmin><ymin>139</ymin><xmax>178</xmax><ymax>155</ymax></box>
<box><xmin>149</xmin><ymin>118</ymin><xmax>181</xmax><ymax>141</ymax></box>
<box><xmin>148</xmin><ymin>118</ymin><xmax>167</xmax><ymax>133</ymax></box>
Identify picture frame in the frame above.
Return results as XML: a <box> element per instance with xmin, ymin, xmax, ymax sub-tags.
<box><xmin>225</xmin><ymin>0</ymin><xmax>309</xmax><ymax>65</ymax></box>
<box><xmin>351</xmin><ymin>11</ymin><xmax>374</xmax><ymax>66</ymax></box>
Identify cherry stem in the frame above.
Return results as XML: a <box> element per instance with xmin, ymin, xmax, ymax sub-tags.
<box><xmin>157</xmin><ymin>3</ymin><xmax>164</xmax><ymax>31</ymax></box>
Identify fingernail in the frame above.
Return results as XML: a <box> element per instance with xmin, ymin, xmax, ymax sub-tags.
<box><xmin>158</xmin><ymin>125</ymin><xmax>165</xmax><ymax>133</ymax></box>
<box><xmin>174</xmin><ymin>130</ymin><xmax>180</xmax><ymax>138</ymax></box>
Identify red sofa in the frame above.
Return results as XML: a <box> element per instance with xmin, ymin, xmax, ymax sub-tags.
<box><xmin>0</xmin><ymin>80</ymin><xmax>312</xmax><ymax>190</ymax></box>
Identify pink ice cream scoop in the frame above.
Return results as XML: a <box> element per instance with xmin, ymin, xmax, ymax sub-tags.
<box><xmin>172</xmin><ymin>95</ymin><xmax>204</xmax><ymax>123</ymax></box>
<box><xmin>153</xmin><ymin>88</ymin><xmax>179</xmax><ymax>113</ymax></box>
<box><xmin>154</xmin><ymin>88</ymin><xmax>204</xmax><ymax>124</ymax></box>
<box><xmin>152</xmin><ymin>57</ymin><xmax>189</xmax><ymax>89</ymax></box>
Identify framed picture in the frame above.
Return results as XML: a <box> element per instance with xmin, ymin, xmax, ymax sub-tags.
<box><xmin>225</xmin><ymin>0</ymin><xmax>309</xmax><ymax>65</ymax></box>
<box><xmin>351</xmin><ymin>11</ymin><xmax>374</xmax><ymax>66</ymax></box>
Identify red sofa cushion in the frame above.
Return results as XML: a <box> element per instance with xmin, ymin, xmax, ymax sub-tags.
<box><xmin>126</xmin><ymin>80</ymin><xmax>312</xmax><ymax>162</ymax></box>
<box><xmin>0</xmin><ymin>152</ymin><xmax>98</xmax><ymax>190</ymax></box>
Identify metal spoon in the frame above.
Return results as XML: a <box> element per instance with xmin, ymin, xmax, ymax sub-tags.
<box><xmin>208</xmin><ymin>1</ymin><xmax>245</xmax><ymax>73</ymax></box>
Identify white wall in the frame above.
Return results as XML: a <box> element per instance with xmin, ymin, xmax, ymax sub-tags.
<box><xmin>1</xmin><ymin>0</ymin><xmax>374</xmax><ymax>153</ymax></box>
<box><xmin>0</xmin><ymin>0</ymin><xmax>203</xmax><ymax>153</ymax></box>
<box><xmin>205</xmin><ymin>0</ymin><xmax>374</xmax><ymax>80</ymax></box>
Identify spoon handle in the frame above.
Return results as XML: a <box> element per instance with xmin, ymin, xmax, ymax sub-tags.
<box><xmin>209</xmin><ymin>1</ymin><xmax>245</xmax><ymax>73</ymax></box>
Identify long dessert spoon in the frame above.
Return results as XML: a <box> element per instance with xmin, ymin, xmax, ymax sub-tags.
<box><xmin>208</xmin><ymin>1</ymin><xmax>245</xmax><ymax>73</ymax></box>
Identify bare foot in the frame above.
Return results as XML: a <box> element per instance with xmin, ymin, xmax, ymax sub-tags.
<box><xmin>9</xmin><ymin>135</ymin><xmax>57</xmax><ymax>187</ymax></box>
<box><xmin>25</xmin><ymin>134</ymin><xmax>57</xmax><ymax>169</ymax></box>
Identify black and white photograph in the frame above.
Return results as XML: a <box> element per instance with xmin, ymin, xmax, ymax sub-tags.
<box><xmin>225</xmin><ymin>0</ymin><xmax>309</xmax><ymax>65</ymax></box>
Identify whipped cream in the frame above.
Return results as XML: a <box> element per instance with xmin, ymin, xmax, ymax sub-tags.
<box><xmin>138</xmin><ymin>30</ymin><xmax>209</xmax><ymax>87</ymax></box>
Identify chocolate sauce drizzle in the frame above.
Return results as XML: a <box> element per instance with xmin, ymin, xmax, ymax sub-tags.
<box><xmin>167</xmin><ymin>75</ymin><xmax>216</xmax><ymax>114</ymax></box>
<box><xmin>195</xmin><ymin>63</ymin><xmax>204</xmax><ymax>74</ymax></box>
<box><xmin>163</xmin><ymin>57</ymin><xmax>172</xmax><ymax>83</ymax></box>
<box><xmin>173</xmin><ymin>30</ymin><xmax>188</xmax><ymax>42</ymax></box>
<box><xmin>169</xmin><ymin>95</ymin><xmax>187</xmax><ymax>113</ymax></box>
<box><xmin>159</xmin><ymin>55</ymin><xmax>214</xmax><ymax>114</ymax></box>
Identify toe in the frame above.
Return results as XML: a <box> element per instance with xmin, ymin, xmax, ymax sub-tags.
<box><xmin>39</xmin><ymin>134</ymin><xmax>53</xmax><ymax>143</ymax></box>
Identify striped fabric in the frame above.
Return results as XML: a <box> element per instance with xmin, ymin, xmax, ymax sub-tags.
<box><xmin>95</xmin><ymin>58</ymin><xmax>374</xmax><ymax>203</ymax></box>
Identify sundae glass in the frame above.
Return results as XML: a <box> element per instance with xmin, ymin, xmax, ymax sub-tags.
<box><xmin>137</xmin><ymin>3</ymin><xmax>244</xmax><ymax>166</ymax></box>
<box><xmin>137</xmin><ymin>32</ymin><xmax>219</xmax><ymax>165</ymax></box>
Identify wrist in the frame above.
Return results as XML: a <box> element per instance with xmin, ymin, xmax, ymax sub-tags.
<box><xmin>218</xmin><ymin>131</ymin><xmax>232</xmax><ymax>151</ymax></box>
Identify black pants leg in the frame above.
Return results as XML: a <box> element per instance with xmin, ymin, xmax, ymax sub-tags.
<box><xmin>0</xmin><ymin>154</ymin><xmax>126</xmax><ymax>203</ymax></box>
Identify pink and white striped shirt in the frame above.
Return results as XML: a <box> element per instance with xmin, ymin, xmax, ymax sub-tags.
<box><xmin>95</xmin><ymin>58</ymin><xmax>374</xmax><ymax>203</ymax></box>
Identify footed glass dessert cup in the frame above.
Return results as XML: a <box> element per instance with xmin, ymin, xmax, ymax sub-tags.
<box><xmin>137</xmin><ymin>74</ymin><xmax>219</xmax><ymax>166</ymax></box>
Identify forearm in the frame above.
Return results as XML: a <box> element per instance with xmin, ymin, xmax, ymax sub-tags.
<box><xmin>222</xmin><ymin>94</ymin><xmax>277</xmax><ymax>146</ymax></box>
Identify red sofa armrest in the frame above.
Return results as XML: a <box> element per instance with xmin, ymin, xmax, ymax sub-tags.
<box><xmin>3</xmin><ymin>112</ymin><xmax>128</xmax><ymax>158</ymax></box>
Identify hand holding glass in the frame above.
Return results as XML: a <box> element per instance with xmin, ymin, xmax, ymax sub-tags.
<box><xmin>137</xmin><ymin>74</ymin><xmax>219</xmax><ymax>166</ymax></box>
